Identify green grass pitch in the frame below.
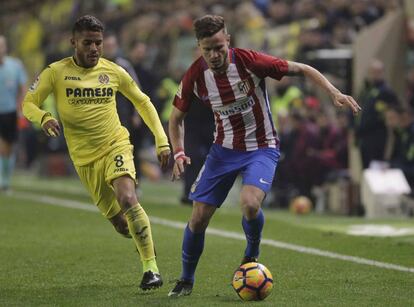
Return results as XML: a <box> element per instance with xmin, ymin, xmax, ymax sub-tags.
<box><xmin>0</xmin><ymin>174</ymin><xmax>413</xmax><ymax>306</ymax></box>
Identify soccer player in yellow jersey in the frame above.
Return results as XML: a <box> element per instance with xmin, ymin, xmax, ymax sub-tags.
<box><xmin>22</xmin><ymin>15</ymin><xmax>170</xmax><ymax>290</ymax></box>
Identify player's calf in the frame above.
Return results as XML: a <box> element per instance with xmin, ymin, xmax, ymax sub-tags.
<box><xmin>109</xmin><ymin>214</ymin><xmax>131</xmax><ymax>238</ymax></box>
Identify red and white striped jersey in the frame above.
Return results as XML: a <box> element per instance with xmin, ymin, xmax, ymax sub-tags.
<box><xmin>173</xmin><ymin>48</ymin><xmax>288</xmax><ymax>151</ymax></box>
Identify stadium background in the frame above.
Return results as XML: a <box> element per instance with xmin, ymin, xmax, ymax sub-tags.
<box><xmin>1</xmin><ymin>1</ymin><xmax>414</xmax><ymax>306</ymax></box>
<box><xmin>2</xmin><ymin>0</ymin><xmax>413</xmax><ymax>214</ymax></box>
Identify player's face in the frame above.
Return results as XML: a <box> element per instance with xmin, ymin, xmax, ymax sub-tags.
<box><xmin>198</xmin><ymin>29</ymin><xmax>230</xmax><ymax>74</ymax></box>
<box><xmin>71</xmin><ymin>31</ymin><xmax>103</xmax><ymax>68</ymax></box>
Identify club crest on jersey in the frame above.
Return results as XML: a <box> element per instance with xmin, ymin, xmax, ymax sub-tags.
<box><xmin>98</xmin><ymin>74</ymin><xmax>109</xmax><ymax>84</ymax></box>
<box><xmin>237</xmin><ymin>79</ymin><xmax>251</xmax><ymax>94</ymax></box>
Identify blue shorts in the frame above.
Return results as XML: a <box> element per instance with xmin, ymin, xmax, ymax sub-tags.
<box><xmin>189</xmin><ymin>144</ymin><xmax>280</xmax><ymax>207</ymax></box>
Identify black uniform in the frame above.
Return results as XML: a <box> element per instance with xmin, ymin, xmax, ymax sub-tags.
<box><xmin>355</xmin><ymin>80</ymin><xmax>399</xmax><ymax>168</ymax></box>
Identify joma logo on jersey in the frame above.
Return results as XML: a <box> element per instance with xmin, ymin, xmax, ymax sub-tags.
<box><xmin>64</xmin><ymin>76</ymin><xmax>81</xmax><ymax>80</ymax></box>
<box><xmin>66</xmin><ymin>87</ymin><xmax>114</xmax><ymax>97</ymax></box>
<box><xmin>114</xmin><ymin>167</ymin><xmax>128</xmax><ymax>172</ymax></box>
<box><xmin>237</xmin><ymin>79</ymin><xmax>251</xmax><ymax>94</ymax></box>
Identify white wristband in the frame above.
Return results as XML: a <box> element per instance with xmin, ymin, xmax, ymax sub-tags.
<box><xmin>174</xmin><ymin>151</ymin><xmax>185</xmax><ymax>161</ymax></box>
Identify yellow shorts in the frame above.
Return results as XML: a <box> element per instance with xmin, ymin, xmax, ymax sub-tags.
<box><xmin>75</xmin><ymin>143</ymin><xmax>136</xmax><ymax>218</ymax></box>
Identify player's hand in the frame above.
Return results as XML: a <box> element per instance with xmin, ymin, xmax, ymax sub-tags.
<box><xmin>42</xmin><ymin>119</ymin><xmax>61</xmax><ymax>137</ymax></box>
<box><xmin>157</xmin><ymin>148</ymin><xmax>171</xmax><ymax>170</ymax></box>
<box><xmin>171</xmin><ymin>153</ymin><xmax>191</xmax><ymax>181</ymax></box>
<box><xmin>332</xmin><ymin>92</ymin><xmax>361</xmax><ymax>114</ymax></box>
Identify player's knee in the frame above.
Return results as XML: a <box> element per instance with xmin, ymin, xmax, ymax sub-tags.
<box><xmin>189</xmin><ymin>215</ymin><xmax>210</xmax><ymax>232</ymax></box>
<box><xmin>117</xmin><ymin>192</ymin><xmax>137</xmax><ymax>210</ymax></box>
<box><xmin>240</xmin><ymin>194</ymin><xmax>261</xmax><ymax>218</ymax></box>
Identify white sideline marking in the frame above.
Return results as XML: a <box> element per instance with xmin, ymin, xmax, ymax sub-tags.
<box><xmin>11</xmin><ymin>191</ymin><xmax>414</xmax><ymax>274</ymax></box>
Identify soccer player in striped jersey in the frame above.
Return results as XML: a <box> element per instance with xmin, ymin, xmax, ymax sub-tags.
<box><xmin>168</xmin><ymin>15</ymin><xmax>361</xmax><ymax>297</ymax></box>
<box><xmin>22</xmin><ymin>15</ymin><xmax>170</xmax><ymax>290</ymax></box>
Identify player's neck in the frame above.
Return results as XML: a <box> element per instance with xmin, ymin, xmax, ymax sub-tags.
<box><xmin>72</xmin><ymin>55</ymin><xmax>95</xmax><ymax>69</ymax></box>
<box><xmin>72</xmin><ymin>55</ymin><xmax>81</xmax><ymax>67</ymax></box>
<box><xmin>211</xmin><ymin>62</ymin><xmax>229</xmax><ymax>75</ymax></box>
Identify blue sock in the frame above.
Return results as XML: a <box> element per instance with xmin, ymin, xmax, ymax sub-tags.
<box><xmin>242</xmin><ymin>209</ymin><xmax>264</xmax><ymax>258</ymax></box>
<box><xmin>181</xmin><ymin>224</ymin><xmax>205</xmax><ymax>283</ymax></box>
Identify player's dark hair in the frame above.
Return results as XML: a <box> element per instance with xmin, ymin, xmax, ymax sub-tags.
<box><xmin>72</xmin><ymin>15</ymin><xmax>104</xmax><ymax>35</ymax></box>
<box><xmin>194</xmin><ymin>15</ymin><xmax>226</xmax><ymax>40</ymax></box>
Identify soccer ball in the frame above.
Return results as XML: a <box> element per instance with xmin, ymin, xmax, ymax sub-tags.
<box><xmin>289</xmin><ymin>195</ymin><xmax>312</xmax><ymax>215</ymax></box>
<box><xmin>232</xmin><ymin>262</ymin><xmax>273</xmax><ymax>301</ymax></box>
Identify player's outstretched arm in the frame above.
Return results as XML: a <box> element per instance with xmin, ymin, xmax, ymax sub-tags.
<box><xmin>118</xmin><ymin>68</ymin><xmax>171</xmax><ymax>169</ymax></box>
<box><xmin>286</xmin><ymin>61</ymin><xmax>361</xmax><ymax>114</ymax></box>
<box><xmin>169</xmin><ymin>106</ymin><xmax>191</xmax><ymax>181</ymax></box>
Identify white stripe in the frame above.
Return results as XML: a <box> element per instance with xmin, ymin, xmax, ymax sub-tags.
<box><xmin>10</xmin><ymin>191</ymin><xmax>414</xmax><ymax>274</ymax></box>
<box><xmin>204</xmin><ymin>69</ymin><xmax>234</xmax><ymax>146</ymax></box>
<box><xmin>226</xmin><ymin>64</ymin><xmax>244</xmax><ymax>100</ymax></box>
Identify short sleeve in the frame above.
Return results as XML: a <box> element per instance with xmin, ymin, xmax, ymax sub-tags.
<box><xmin>172</xmin><ymin>68</ymin><xmax>196</xmax><ymax>113</ymax></box>
<box><xmin>236</xmin><ymin>48</ymin><xmax>288</xmax><ymax>80</ymax></box>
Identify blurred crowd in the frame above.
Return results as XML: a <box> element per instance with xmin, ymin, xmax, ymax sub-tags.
<box><xmin>2</xmin><ymin>0</ymin><xmax>413</xmax><ymax>212</ymax></box>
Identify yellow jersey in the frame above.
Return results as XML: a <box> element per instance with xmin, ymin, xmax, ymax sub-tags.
<box><xmin>23</xmin><ymin>57</ymin><xmax>168</xmax><ymax>166</ymax></box>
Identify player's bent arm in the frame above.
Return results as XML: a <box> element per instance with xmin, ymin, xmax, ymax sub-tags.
<box><xmin>286</xmin><ymin>61</ymin><xmax>361</xmax><ymax>114</ymax></box>
<box><xmin>134</xmin><ymin>95</ymin><xmax>170</xmax><ymax>154</ymax></box>
<box><xmin>169</xmin><ymin>106</ymin><xmax>190</xmax><ymax>180</ymax></box>
<box><xmin>168</xmin><ymin>106</ymin><xmax>186</xmax><ymax>154</ymax></box>
<box><xmin>22</xmin><ymin>67</ymin><xmax>56</xmax><ymax>126</ymax></box>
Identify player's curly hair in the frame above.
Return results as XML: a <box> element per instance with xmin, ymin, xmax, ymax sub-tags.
<box><xmin>72</xmin><ymin>15</ymin><xmax>104</xmax><ymax>35</ymax></box>
<box><xmin>193</xmin><ymin>15</ymin><xmax>226</xmax><ymax>40</ymax></box>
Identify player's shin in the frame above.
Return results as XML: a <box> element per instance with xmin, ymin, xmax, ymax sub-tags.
<box><xmin>124</xmin><ymin>204</ymin><xmax>159</xmax><ymax>273</ymax></box>
<box><xmin>242</xmin><ymin>209</ymin><xmax>264</xmax><ymax>258</ymax></box>
<box><xmin>181</xmin><ymin>223</ymin><xmax>205</xmax><ymax>282</ymax></box>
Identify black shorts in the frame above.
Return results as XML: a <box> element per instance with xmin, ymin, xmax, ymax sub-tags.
<box><xmin>0</xmin><ymin>111</ymin><xmax>18</xmax><ymax>143</ymax></box>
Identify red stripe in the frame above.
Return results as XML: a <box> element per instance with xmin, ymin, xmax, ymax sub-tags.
<box><xmin>214</xmin><ymin>72</ymin><xmax>246</xmax><ymax>150</ymax></box>
<box><xmin>235</xmin><ymin>55</ymin><xmax>277</xmax><ymax>149</ymax></box>
<box><xmin>214</xmin><ymin>112</ymin><xmax>224</xmax><ymax>145</ymax></box>
<box><xmin>214</xmin><ymin>74</ymin><xmax>236</xmax><ymax>105</ymax></box>
<box><xmin>239</xmin><ymin>66</ymin><xmax>268</xmax><ymax>147</ymax></box>
<box><xmin>234</xmin><ymin>59</ymin><xmax>268</xmax><ymax>149</ymax></box>
<box><xmin>229</xmin><ymin>114</ymin><xmax>246</xmax><ymax>150</ymax></box>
